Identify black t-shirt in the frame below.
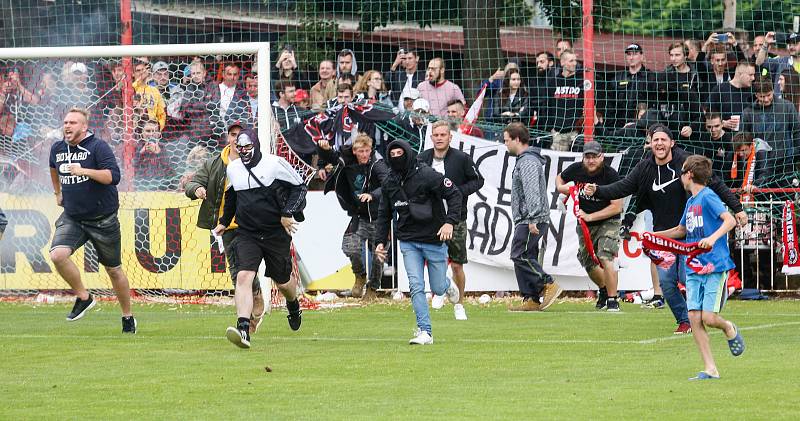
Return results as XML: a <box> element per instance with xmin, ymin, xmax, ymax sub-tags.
<box><xmin>560</xmin><ymin>162</ymin><xmax>621</xmax><ymax>225</ymax></box>
<box><xmin>708</xmin><ymin>82</ymin><xmax>754</xmax><ymax>121</ymax></box>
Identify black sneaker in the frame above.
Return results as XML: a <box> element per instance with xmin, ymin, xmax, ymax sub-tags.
<box><xmin>287</xmin><ymin>310</ymin><xmax>302</xmax><ymax>331</ymax></box>
<box><xmin>66</xmin><ymin>295</ymin><xmax>96</xmax><ymax>321</ymax></box>
<box><xmin>595</xmin><ymin>288</ymin><xmax>608</xmax><ymax>310</ymax></box>
<box><xmin>122</xmin><ymin>316</ymin><xmax>137</xmax><ymax>334</ymax></box>
<box><xmin>225</xmin><ymin>326</ymin><xmax>251</xmax><ymax>349</ymax></box>
<box><xmin>606</xmin><ymin>297</ymin><xmax>620</xmax><ymax>312</ymax></box>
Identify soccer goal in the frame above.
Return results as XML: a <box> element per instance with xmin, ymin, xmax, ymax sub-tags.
<box><xmin>0</xmin><ymin>42</ymin><xmax>316</xmax><ymax>307</ymax></box>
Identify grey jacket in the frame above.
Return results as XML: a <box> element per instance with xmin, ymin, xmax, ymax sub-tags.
<box><xmin>511</xmin><ymin>146</ymin><xmax>549</xmax><ymax>225</ymax></box>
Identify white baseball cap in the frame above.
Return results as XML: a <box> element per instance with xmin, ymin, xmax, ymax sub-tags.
<box><xmin>412</xmin><ymin>98</ymin><xmax>430</xmax><ymax>113</ymax></box>
<box><xmin>401</xmin><ymin>87</ymin><xmax>420</xmax><ymax>100</ymax></box>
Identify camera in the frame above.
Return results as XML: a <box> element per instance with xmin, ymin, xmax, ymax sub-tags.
<box><xmin>716</xmin><ymin>33</ymin><xmax>728</xmax><ymax>43</ymax></box>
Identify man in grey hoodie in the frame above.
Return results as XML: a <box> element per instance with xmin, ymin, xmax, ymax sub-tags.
<box><xmin>503</xmin><ymin>122</ymin><xmax>562</xmax><ymax>311</ymax></box>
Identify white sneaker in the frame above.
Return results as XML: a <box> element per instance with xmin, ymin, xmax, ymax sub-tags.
<box><xmin>431</xmin><ymin>294</ymin><xmax>445</xmax><ymax>309</ymax></box>
<box><xmin>409</xmin><ymin>329</ymin><xmax>433</xmax><ymax>345</ymax></box>
<box><xmin>454</xmin><ymin>303</ymin><xmax>467</xmax><ymax>320</ymax></box>
<box><xmin>445</xmin><ymin>280</ymin><xmax>460</xmax><ymax>304</ymax></box>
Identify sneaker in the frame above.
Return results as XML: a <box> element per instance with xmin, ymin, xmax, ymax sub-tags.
<box><xmin>225</xmin><ymin>326</ymin><xmax>251</xmax><ymax>349</ymax></box>
<box><xmin>606</xmin><ymin>297</ymin><xmax>620</xmax><ymax>312</ymax></box>
<box><xmin>454</xmin><ymin>303</ymin><xmax>468</xmax><ymax>320</ymax></box>
<box><xmin>595</xmin><ymin>288</ymin><xmax>609</xmax><ymax>310</ymax></box>
<box><xmin>674</xmin><ymin>322</ymin><xmax>692</xmax><ymax>335</ymax></box>
<box><xmin>409</xmin><ymin>329</ymin><xmax>433</xmax><ymax>345</ymax></box>
<box><xmin>250</xmin><ymin>291</ymin><xmax>266</xmax><ymax>335</ymax></box>
<box><xmin>287</xmin><ymin>310</ymin><xmax>302</xmax><ymax>331</ymax></box>
<box><xmin>642</xmin><ymin>297</ymin><xmax>666</xmax><ymax>309</ymax></box>
<box><xmin>431</xmin><ymin>294</ymin><xmax>445</xmax><ymax>309</ymax></box>
<box><xmin>445</xmin><ymin>280</ymin><xmax>460</xmax><ymax>304</ymax></box>
<box><xmin>508</xmin><ymin>298</ymin><xmax>541</xmax><ymax>312</ymax></box>
<box><xmin>122</xmin><ymin>316</ymin><xmax>137</xmax><ymax>334</ymax></box>
<box><xmin>540</xmin><ymin>282</ymin><xmax>563</xmax><ymax>310</ymax></box>
<box><xmin>66</xmin><ymin>295</ymin><xmax>96</xmax><ymax>321</ymax></box>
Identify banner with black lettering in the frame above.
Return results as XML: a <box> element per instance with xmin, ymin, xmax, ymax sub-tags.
<box><xmin>426</xmin><ymin>131</ymin><xmax>623</xmax><ymax>277</ymax></box>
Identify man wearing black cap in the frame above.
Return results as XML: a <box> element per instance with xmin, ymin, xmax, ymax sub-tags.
<box><xmin>374</xmin><ymin>139</ymin><xmax>462</xmax><ymax>345</ymax></box>
<box><xmin>584</xmin><ymin>124</ymin><xmax>746</xmax><ymax>334</ymax></box>
<box><xmin>556</xmin><ymin>141</ymin><xmax>623</xmax><ymax>311</ymax></box>
<box><xmin>185</xmin><ymin>122</ymin><xmax>265</xmax><ymax>335</ymax></box>
<box><xmin>598</xmin><ymin>43</ymin><xmax>656</xmax><ymax>130</ymax></box>
<box><xmin>213</xmin><ymin>129</ymin><xmax>308</xmax><ymax>349</ymax></box>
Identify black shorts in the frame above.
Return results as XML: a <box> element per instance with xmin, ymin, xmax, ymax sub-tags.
<box><xmin>50</xmin><ymin>212</ymin><xmax>122</xmax><ymax>268</ymax></box>
<box><xmin>235</xmin><ymin>230</ymin><xmax>293</xmax><ymax>284</ymax></box>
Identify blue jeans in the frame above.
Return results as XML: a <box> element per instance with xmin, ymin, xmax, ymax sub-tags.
<box><xmin>655</xmin><ymin>253</ymin><xmax>689</xmax><ymax>325</ymax></box>
<box><xmin>400</xmin><ymin>241</ymin><xmax>450</xmax><ymax>335</ymax></box>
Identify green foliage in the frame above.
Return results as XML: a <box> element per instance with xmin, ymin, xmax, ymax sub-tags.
<box><xmin>276</xmin><ymin>1</ymin><xmax>339</xmax><ymax>69</ymax></box>
<box><xmin>601</xmin><ymin>0</ymin><xmax>800</xmax><ymax>38</ymax></box>
<box><xmin>536</xmin><ymin>0</ymin><xmax>632</xmax><ymax>41</ymax></box>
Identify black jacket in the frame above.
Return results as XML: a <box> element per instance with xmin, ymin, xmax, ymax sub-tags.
<box><xmin>594</xmin><ymin>146</ymin><xmax>743</xmax><ymax>231</ymax></box>
<box><xmin>323</xmin><ymin>146</ymin><xmax>390</xmax><ymax>221</ymax></box>
<box><xmin>376</xmin><ymin>140</ymin><xmax>462</xmax><ymax>246</ymax></box>
<box><xmin>385</xmin><ymin>69</ymin><xmax>426</xmax><ymax>104</ymax></box>
<box><xmin>417</xmin><ymin>147</ymin><xmax>484</xmax><ymax>221</ymax></box>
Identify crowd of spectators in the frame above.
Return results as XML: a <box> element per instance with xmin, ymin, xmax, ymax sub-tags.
<box><xmin>0</xmin><ymin>31</ymin><xmax>799</xmax><ymax>194</ymax></box>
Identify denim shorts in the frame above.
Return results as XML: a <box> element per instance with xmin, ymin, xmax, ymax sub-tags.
<box><xmin>686</xmin><ymin>271</ymin><xmax>729</xmax><ymax>313</ymax></box>
<box><xmin>51</xmin><ymin>212</ymin><xmax>122</xmax><ymax>268</ymax></box>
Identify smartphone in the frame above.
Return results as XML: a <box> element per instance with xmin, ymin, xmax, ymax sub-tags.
<box><xmin>716</xmin><ymin>33</ymin><xmax>728</xmax><ymax>43</ymax></box>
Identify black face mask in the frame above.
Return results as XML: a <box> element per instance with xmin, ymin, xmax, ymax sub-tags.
<box><xmin>388</xmin><ymin>153</ymin><xmax>408</xmax><ymax>173</ymax></box>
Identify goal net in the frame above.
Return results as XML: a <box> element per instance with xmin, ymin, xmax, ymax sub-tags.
<box><xmin>0</xmin><ymin>43</ymin><xmax>317</xmax><ymax>307</ymax></box>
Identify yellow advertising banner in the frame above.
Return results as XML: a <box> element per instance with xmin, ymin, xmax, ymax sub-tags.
<box><xmin>0</xmin><ymin>192</ymin><xmax>230</xmax><ymax>290</ymax></box>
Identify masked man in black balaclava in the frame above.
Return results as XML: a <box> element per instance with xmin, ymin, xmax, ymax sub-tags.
<box><xmin>214</xmin><ymin>129</ymin><xmax>308</xmax><ymax>349</ymax></box>
<box><xmin>374</xmin><ymin>140</ymin><xmax>463</xmax><ymax>345</ymax></box>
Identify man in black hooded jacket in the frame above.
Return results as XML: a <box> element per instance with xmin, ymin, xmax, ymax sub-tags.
<box><xmin>214</xmin><ymin>129</ymin><xmax>308</xmax><ymax>349</ymax></box>
<box><xmin>374</xmin><ymin>140</ymin><xmax>462</xmax><ymax>345</ymax></box>
<box><xmin>321</xmin><ymin>133</ymin><xmax>390</xmax><ymax>300</ymax></box>
<box><xmin>585</xmin><ymin>124</ymin><xmax>745</xmax><ymax>334</ymax></box>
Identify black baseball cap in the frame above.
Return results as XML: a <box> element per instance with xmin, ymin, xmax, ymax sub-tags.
<box><xmin>789</xmin><ymin>32</ymin><xmax>799</xmax><ymax>44</ymax></box>
<box><xmin>625</xmin><ymin>43</ymin><xmax>643</xmax><ymax>53</ymax></box>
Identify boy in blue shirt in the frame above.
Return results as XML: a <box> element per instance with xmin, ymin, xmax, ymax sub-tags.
<box><xmin>656</xmin><ymin>155</ymin><xmax>745</xmax><ymax>380</ymax></box>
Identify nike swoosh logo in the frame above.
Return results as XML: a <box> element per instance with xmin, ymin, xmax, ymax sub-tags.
<box><xmin>652</xmin><ymin>178</ymin><xmax>679</xmax><ymax>191</ymax></box>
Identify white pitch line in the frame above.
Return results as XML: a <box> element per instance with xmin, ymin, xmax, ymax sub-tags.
<box><xmin>1</xmin><ymin>321</ymin><xmax>797</xmax><ymax>345</ymax></box>
<box><xmin>637</xmin><ymin>321</ymin><xmax>800</xmax><ymax>344</ymax></box>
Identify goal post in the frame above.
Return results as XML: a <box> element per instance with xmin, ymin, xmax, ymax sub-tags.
<box><xmin>0</xmin><ymin>42</ymin><xmax>315</xmax><ymax>306</ymax></box>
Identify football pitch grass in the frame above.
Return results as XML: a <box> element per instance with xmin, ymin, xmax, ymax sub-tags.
<box><xmin>1</xmin><ymin>298</ymin><xmax>799</xmax><ymax>420</ymax></box>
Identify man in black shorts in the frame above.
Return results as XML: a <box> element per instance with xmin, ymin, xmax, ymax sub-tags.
<box><xmin>48</xmin><ymin>108</ymin><xmax>136</xmax><ymax>333</ymax></box>
<box><xmin>214</xmin><ymin>129</ymin><xmax>307</xmax><ymax>349</ymax></box>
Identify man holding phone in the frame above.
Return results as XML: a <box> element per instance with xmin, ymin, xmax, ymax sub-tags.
<box><xmin>755</xmin><ymin>31</ymin><xmax>800</xmax><ymax>96</ymax></box>
<box><xmin>386</xmin><ymin>47</ymin><xmax>425</xmax><ymax>106</ymax></box>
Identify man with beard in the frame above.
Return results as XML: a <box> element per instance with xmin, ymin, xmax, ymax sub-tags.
<box><xmin>416</xmin><ymin>57</ymin><xmax>466</xmax><ymax>118</ymax></box>
<box><xmin>584</xmin><ymin>124</ymin><xmax>746</xmax><ymax>334</ymax></box>
<box><xmin>321</xmin><ymin>133</ymin><xmax>390</xmax><ymax>300</ymax></box>
<box><xmin>556</xmin><ymin>141</ymin><xmax>623</xmax><ymax>311</ymax></box>
<box><xmin>374</xmin><ymin>140</ymin><xmax>462</xmax><ymax>345</ymax></box>
<box><xmin>213</xmin><ymin>129</ymin><xmax>307</xmax><ymax>349</ymax></box>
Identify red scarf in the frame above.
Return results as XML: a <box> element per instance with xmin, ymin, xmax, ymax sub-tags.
<box><xmin>631</xmin><ymin>231</ymin><xmax>713</xmax><ymax>274</ymax></box>
<box><xmin>565</xmin><ymin>184</ymin><xmax>602</xmax><ymax>268</ymax></box>
<box><xmin>781</xmin><ymin>200</ymin><xmax>800</xmax><ymax>275</ymax></box>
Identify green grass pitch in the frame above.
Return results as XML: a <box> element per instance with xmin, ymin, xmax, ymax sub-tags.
<box><xmin>1</xmin><ymin>298</ymin><xmax>799</xmax><ymax>420</ymax></box>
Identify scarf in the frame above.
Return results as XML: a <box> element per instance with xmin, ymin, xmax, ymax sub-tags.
<box><xmin>631</xmin><ymin>231</ymin><xmax>713</xmax><ymax>274</ymax></box>
<box><xmin>564</xmin><ymin>184</ymin><xmax>602</xmax><ymax>268</ymax></box>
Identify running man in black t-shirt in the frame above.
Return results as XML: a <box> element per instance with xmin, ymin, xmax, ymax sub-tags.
<box><xmin>556</xmin><ymin>141</ymin><xmax>623</xmax><ymax>311</ymax></box>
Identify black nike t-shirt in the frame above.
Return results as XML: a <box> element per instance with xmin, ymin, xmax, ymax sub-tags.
<box><xmin>560</xmin><ymin>162</ymin><xmax>621</xmax><ymax>225</ymax></box>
